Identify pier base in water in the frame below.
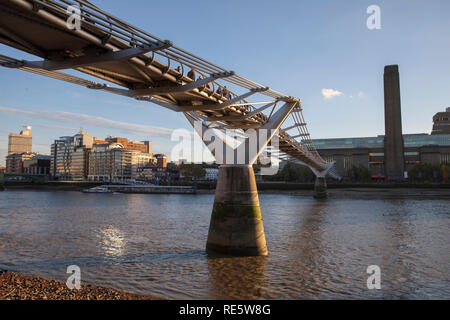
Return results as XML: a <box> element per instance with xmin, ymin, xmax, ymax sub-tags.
<box><xmin>313</xmin><ymin>177</ymin><xmax>328</xmax><ymax>199</ymax></box>
<box><xmin>206</xmin><ymin>165</ymin><xmax>268</xmax><ymax>256</ymax></box>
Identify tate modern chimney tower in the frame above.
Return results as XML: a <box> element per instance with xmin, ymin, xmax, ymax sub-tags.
<box><xmin>383</xmin><ymin>65</ymin><xmax>405</xmax><ymax>181</ymax></box>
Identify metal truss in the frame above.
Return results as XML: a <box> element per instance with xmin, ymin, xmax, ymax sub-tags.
<box><xmin>0</xmin><ymin>0</ymin><xmax>337</xmax><ymax>176</ymax></box>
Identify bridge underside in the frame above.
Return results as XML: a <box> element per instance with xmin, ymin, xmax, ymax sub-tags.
<box><xmin>0</xmin><ymin>0</ymin><xmax>334</xmax><ymax>172</ymax></box>
<box><xmin>0</xmin><ymin>0</ymin><xmax>339</xmax><ymax>256</ymax></box>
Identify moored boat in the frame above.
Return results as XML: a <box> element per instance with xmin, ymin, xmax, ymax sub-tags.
<box><xmin>82</xmin><ymin>186</ymin><xmax>113</xmax><ymax>194</ymax></box>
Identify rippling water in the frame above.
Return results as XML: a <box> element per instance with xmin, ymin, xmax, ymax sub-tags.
<box><xmin>0</xmin><ymin>190</ymin><xmax>449</xmax><ymax>299</ymax></box>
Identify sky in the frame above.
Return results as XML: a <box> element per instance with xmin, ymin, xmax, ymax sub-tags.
<box><xmin>1</xmin><ymin>0</ymin><xmax>450</xmax><ymax>165</ymax></box>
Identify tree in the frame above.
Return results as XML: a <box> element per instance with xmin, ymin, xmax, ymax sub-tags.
<box><xmin>408</xmin><ymin>163</ymin><xmax>442</xmax><ymax>182</ymax></box>
<box><xmin>264</xmin><ymin>162</ymin><xmax>314</xmax><ymax>182</ymax></box>
<box><xmin>347</xmin><ymin>165</ymin><xmax>370</xmax><ymax>182</ymax></box>
<box><xmin>179</xmin><ymin>163</ymin><xmax>206</xmax><ymax>179</ymax></box>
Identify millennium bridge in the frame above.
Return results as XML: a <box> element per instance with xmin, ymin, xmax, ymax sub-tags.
<box><xmin>0</xmin><ymin>0</ymin><xmax>339</xmax><ymax>256</ymax></box>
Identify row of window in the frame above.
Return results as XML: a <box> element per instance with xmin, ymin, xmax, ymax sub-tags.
<box><xmin>324</xmin><ymin>153</ymin><xmax>450</xmax><ymax>168</ymax></box>
<box><xmin>314</xmin><ymin>134</ymin><xmax>450</xmax><ymax>150</ymax></box>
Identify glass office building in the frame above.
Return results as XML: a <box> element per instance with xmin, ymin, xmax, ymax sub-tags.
<box><xmin>50</xmin><ymin>130</ymin><xmax>93</xmax><ymax>180</ymax></box>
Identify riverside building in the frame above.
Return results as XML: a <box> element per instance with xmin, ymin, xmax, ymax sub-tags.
<box><xmin>5</xmin><ymin>152</ymin><xmax>36</xmax><ymax>174</ymax></box>
<box><xmin>51</xmin><ymin>130</ymin><xmax>155</xmax><ymax>181</ymax></box>
<box><xmin>314</xmin><ymin>133</ymin><xmax>450</xmax><ymax>178</ymax></box>
<box><xmin>4</xmin><ymin>126</ymin><xmax>35</xmax><ymax>174</ymax></box>
<box><xmin>23</xmin><ymin>155</ymin><xmax>51</xmax><ymax>175</ymax></box>
<box><xmin>8</xmin><ymin>126</ymin><xmax>32</xmax><ymax>155</ymax></box>
<box><xmin>50</xmin><ymin>130</ymin><xmax>94</xmax><ymax>180</ymax></box>
<box><xmin>313</xmin><ymin>66</ymin><xmax>450</xmax><ymax>179</ymax></box>
<box><xmin>431</xmin><ymin>107</ymin><xmax>450</xmax><ymax>135</ymax></box>
<box><xmin>87</xmin><ymin>141</ymin><xmax>154</xmax><ymax>182</ymax></box>
<box><xmin>104</xmin><ymin>136</ymin><xmax>152</xmax><ymax>154</ymax></box>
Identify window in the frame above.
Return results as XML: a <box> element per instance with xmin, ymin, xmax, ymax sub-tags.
<box><xmin>344</xmin><ymin>157</ymin><xmax>353</xmax><ymax>170</ymax></box>
<box><xmin>441</xmin><ymin>154</ymin><xmax>450</xmax><ymax>165</ymax></box>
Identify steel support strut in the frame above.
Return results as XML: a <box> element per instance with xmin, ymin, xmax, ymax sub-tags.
<box><xmin>85</xmin><ymin>72</ymin><xmax>234</xmax><ymax>99</ymax></box>
<box><xmin>178</xmin><ymin>87</ymin><xmax>269</xmax><ymax>112</ymax></box>
<box><xmin>5</xmin><ymin>41</ymin><xmax>173</xmax><ymax>70</ymax></box>
<box><xmin>129</xmin><ymin>71</ymin><xmax>234</xmax><ymax>97</ymax></box>
<box><xmin>185</xmin><ymin>101</ymin><xmax>298</xmax><ymax>256</ymax></box>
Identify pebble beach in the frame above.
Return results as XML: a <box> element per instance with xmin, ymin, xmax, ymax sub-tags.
<box><xmin>0</xmin><ymin>271</ymin><xmax>163</xmax><ymax>300</ymax></box>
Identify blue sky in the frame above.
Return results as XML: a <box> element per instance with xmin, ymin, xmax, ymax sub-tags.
<box><xmin>1</xmin><ymin>0</ymin><xmax>450</xmax><ymax>165</ymax></box>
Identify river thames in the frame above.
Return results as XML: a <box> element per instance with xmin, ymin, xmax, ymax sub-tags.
<box><xmin>0</xmin><ymin>189</ymin><xmax>448</xmax><ymax>299</ymax></box>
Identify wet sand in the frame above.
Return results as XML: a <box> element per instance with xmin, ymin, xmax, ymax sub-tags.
<box><xmin>0</xmin><ymin>271</ymin><xmax>163</xmax><ymax>300</ymax></box>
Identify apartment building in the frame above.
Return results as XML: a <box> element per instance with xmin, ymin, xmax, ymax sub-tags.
<box><xmin>5</xmin><ymin>152</ymin><xmax>36</xmax><ymax>174</ymax></box>
<box><xmin>8</xmin><ymin>126</ymin><xmax>32</xmax><ymax>155</ymax></box>
<box><xmin>50</xmin><ymin>130</ymin><xmax>93</xmax><ymax>180</ymax></box>
<box><xmin>87</xmin><ymin>142</ymin><xmax>154</xmax><ymax>181</ymax></box>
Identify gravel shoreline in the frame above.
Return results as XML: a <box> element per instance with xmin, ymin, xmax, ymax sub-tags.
<box><xmin>0</xmin><ymin>271</ymin><xmax>164</xmax><ymax>300</ymax></box>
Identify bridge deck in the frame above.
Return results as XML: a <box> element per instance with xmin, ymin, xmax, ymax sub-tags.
<box><xmin>0</xmin><ymin>0</ymin><xmax>337</xmax><ymax>173</ymax></box>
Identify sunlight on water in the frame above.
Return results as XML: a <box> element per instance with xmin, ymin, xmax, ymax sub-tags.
<box><xmin>99</xmin><ymin>226</ymin><xmax>126</xmax><ymax>257</ymax></box>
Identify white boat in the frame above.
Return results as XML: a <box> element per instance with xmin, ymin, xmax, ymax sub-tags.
<box><xmin>82</xmin><ymin>186</ymin><xmax>113</xmax><ymax>194</ymax></box>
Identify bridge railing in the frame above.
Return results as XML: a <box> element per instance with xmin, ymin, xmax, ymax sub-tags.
<box><xmin>2</xmin><ymin>0</ymin><xmax>334</xmax><ymax>174</ymax></box>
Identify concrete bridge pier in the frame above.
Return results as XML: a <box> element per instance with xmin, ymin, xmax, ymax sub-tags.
<box><xmin>313</xmin><ymin>176</ymin><xmax>328</xmax><ymax>199</ymax></box>
<box><xmin>0</xmin><ymin>171</ymin><xmax>5</xmax><ymax>191</ymax></box>
<box><xmin>206</xmin><ymin>165</ymin><xmax>267</xmax><ymax>256</ymax></box>
<box><xmin>185</xmin><ymin>100</ymin><xmax>298</xmax><ymax>256</ymax></box>
<box><xmin>310</xmin><ymin>162</ymin><xmax>335</xmax><ymax>200</ymax></box>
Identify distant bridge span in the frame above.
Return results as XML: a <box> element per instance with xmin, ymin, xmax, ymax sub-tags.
<box><xmin>0</xmin><ymin>0</ymin><xmax>338</xmax><ymax>256</ymax></box>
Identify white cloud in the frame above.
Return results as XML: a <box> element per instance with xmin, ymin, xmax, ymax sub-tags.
<box><xmin>321</xmin><ymin>88</ymin><xmax>343</xmax><ymax>100</ymax></box>
<box><xmin>0</xmin><ymin>106</ymin><xmax>175</xmax><ymax>138</ymax></box>
<box><xmin>32</xmin><ymin>123</ymin><xmax>77</xmax><ymax>131</ymax></box>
